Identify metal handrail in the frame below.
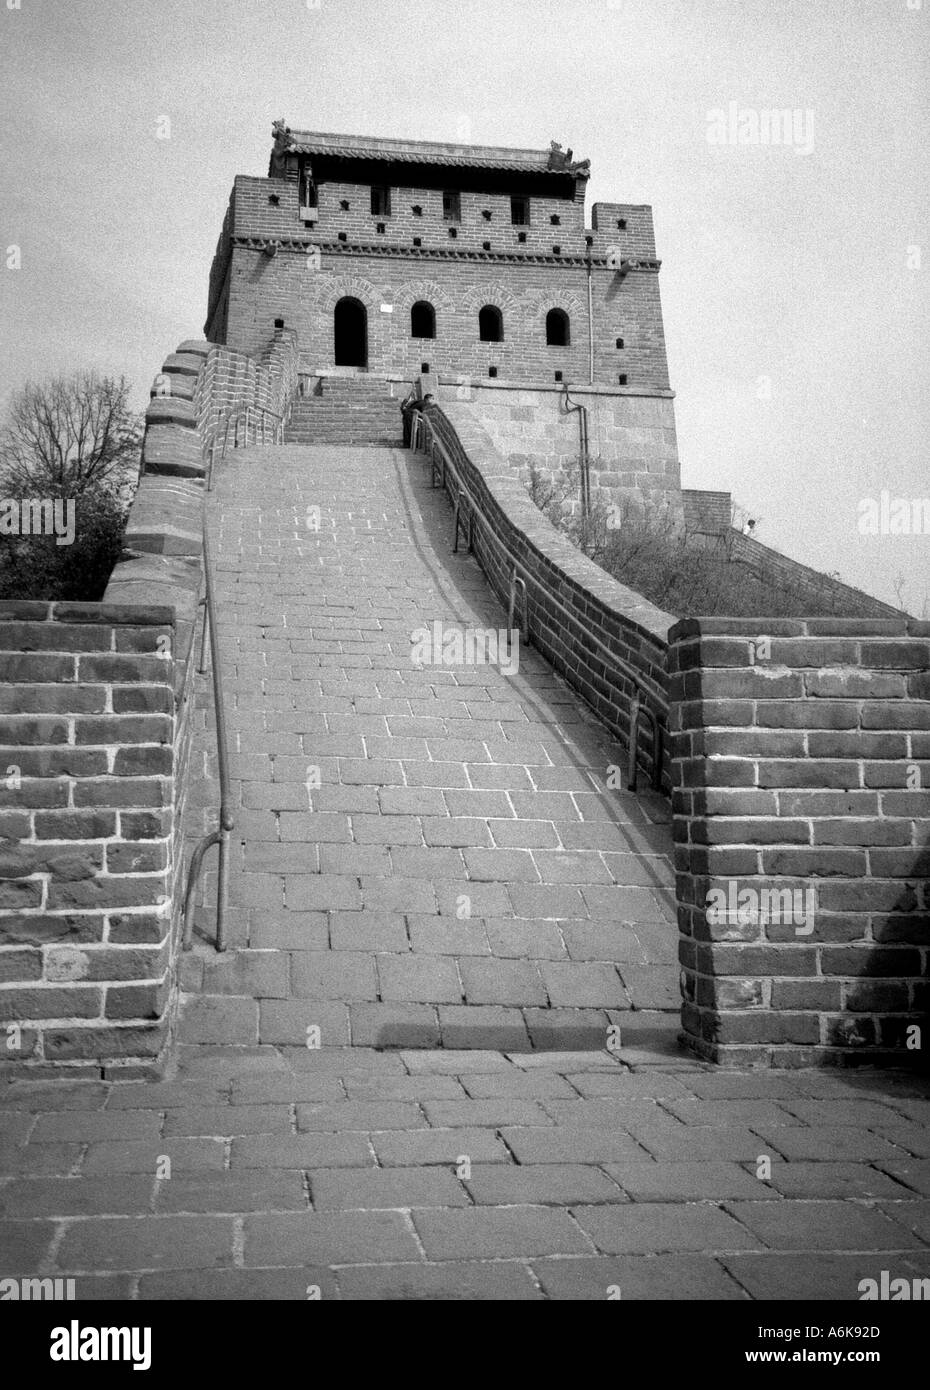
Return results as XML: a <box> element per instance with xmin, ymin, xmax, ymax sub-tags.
<box><xmin>183</xmin><ymin>514</ymin><xmax>235</xmax><ymax>952</ymax></box>
<box><xmin>182</xmin><ymin>404</ymin><xmax>283</xmax><ymax>951</ymax></box>
<box><xmin>182</xmin><ymin>396</ymin><xmax>288</xmax><ymax>947</ymax></box>
<box><xmin>412</xmin><ymin>409</ymin><xmax>666</xmax><ymax>792</ymax></box>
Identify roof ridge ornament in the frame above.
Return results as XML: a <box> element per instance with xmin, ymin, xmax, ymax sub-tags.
<box><xmin>547</xmin><ymin>140</ymin><xmax>591</xmax><ymax>177</ymax></box>
<box><xmin>270</xmin><ymin>119</ymin><xmax>291</xmax><ymax>177</ymax></box>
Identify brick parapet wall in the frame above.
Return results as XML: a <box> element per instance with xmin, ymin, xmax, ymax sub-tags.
<box><xmin>231</xmin><ymin>172</ymin><xmax>657</xmax><ymax>266</ymax></box>
<box><xmin>0</xmin><ymin>603</ymin><xmax>180</xmax><ymax>1073</ymax></box>
<box><xmin>194</xmin><ymin>328</ymin><xmax>299</xmax><ymax>444</ymax></box>
<box><xmin>677</xmin><ymin>494</ymin><xmax>898</xmax><ymax>621</ymax></box>
<box><xmin>0</xmin><ymin>328</ymin><xmax>298</xmax><ymax>1073</ymax></box>
<box><xmin>682</xmin><ymin>488</ymin><xmax>732</xmax><ymax>535</ymax></box>
<box><xmin>424</xmin><ymin>403</ymin><xmax>675</xmax><ymax>788</ymax></box>
<box><xmin>668</xmin><ymin>617</ymin><xmax>930</xmax><ymax>1068</ymax></box>
<box><xmin>724</xmin><ymin>531</ymin><xmax>901</xmax><ymax>620</ymax></box>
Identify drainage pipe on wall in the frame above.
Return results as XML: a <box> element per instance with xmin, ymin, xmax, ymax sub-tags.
<box><xmin>585</xmin><ymin>237</ymin><xmax>595</xmax><ymax>385</ymax></box>
<box><xmin>561</xmin><ymin>382</ymin><xmax>590</xmax><ymax>521</ymax></box>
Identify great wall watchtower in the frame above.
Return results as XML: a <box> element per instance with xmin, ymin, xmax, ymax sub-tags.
<box><xmin>204</xmin><ymin>124</ymin><xmax>682</xmax><ymax>512</ymax></box>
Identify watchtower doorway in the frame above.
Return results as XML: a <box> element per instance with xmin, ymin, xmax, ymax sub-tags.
<box><xmin>334</xmin><ymin>297</ymin><xmax>368</xmax><ymax>368</ymax></box>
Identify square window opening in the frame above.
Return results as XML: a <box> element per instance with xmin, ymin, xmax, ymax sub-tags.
<box><xmin>371</xmin><ymin>186</ymin><xmax>391</xmax><ymax>217</ymax></box>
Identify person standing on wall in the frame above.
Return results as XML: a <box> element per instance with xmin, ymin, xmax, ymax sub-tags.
<box><xmin>401</xmin><ymin>391</ymin><xmax>434</xmax><ymax>446</ymax></box>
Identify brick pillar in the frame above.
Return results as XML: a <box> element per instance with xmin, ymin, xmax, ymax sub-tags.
<box><xmin>669</xmin><ymin>617</ymin><xmax>929</xmax><ymax>1068</ymax></box>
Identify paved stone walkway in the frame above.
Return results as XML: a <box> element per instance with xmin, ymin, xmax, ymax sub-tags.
<box><xmin>1</xmin><ymin>444</ymin><xmax>927</xmax><ymax>1299</ymax></box>
<box><xmin>181</xmin><ymin>444</ymin><xmax>679</xmax><ymax>1051</ymax></box>
<box><xmin>1</xmin><ymin>1048</ymin><xmax>929</xmax><ymax>1298</ymax></box>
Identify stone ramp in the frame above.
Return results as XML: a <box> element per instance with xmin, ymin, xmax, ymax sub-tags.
<box><xmin>181</xmin><ymin>443</ymin><xmax>678</xmax><ymax>1054</ymax></box>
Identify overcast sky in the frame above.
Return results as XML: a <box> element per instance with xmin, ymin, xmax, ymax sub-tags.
<box><xmin>1</xmin><ymin>0</ymin><xmax>927</xmax><ymax>612</ymax></box>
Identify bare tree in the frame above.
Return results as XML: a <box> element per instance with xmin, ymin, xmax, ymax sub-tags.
<box><xmin>893</xmin><ymin>574</ymin><xmax>909</xmax><ymax>613</ymax></box>
<box><xmin>0</xmin><ymin>371</ymin><xmax>142</xmax><ymax>497</ymax></box>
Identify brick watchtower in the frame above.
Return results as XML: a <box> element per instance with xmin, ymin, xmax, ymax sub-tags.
<box><xmin>205</xmin><ymin>123</ymin><xmax>681</xmax><ymax>508</ymax></box>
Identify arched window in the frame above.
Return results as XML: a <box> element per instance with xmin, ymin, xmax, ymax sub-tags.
<box><xmin>410</xmin><ymin>301</ymin><xmax>436</xmax><ymax>339</ymax></box>
<box><xmin>479</xmin><ymin>305</ymin><xmax>503</xmax><ymax>342</ymax></box>
<box><xmin>546</xmin><ymin>308</ymin><xmax>570</xmax><ymax>346</ymax></box>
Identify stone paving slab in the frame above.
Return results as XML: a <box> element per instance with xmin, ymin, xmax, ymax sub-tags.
<box><xmin>2</xmin><ymin>1046</ymin><xmax>927</xmax><ymax>1299</ymax></box>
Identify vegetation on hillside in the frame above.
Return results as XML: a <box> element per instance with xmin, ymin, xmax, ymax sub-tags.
<box><xmin>527</xmin><ymin>467</ymin><xmax>877</xmax><ymax>619</ymax></box>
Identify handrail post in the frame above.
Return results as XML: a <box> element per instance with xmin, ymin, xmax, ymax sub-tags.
<box><xmin>216</xmin><ymin>826</ymin><xmax>230</xmax><ymax>951</ymax></box>
<box><xmin>197</xmin><ymin>597</ymin><xmax>209</xmax><ymax>674</ymax></box>
<box><xmin>628</xmin><ymin>695</ymin><xmax>641</xmax><ymax>792</ymax></box>
<box><xmin>207</xmin><ymin>434</ymin><xmax>217</xmax><ymax>493</ymax></box>
<box><xmin>513</xmin><ymin>576</ymin><xmax>528</xmax><ymax>644</ymax></box>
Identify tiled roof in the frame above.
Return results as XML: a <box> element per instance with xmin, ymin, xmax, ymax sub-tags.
<box><xmin>279</xmin><ymin>130</ymin><xmax>587</xmax><ymax>175</ymax></box>
<box><xmin>289</xmin><ymin>145</ymin><xmax>559</xmax><ymax>172</ymax></box>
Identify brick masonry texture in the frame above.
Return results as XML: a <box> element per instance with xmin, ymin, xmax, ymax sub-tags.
<box><xmin>669</xmin><ymin>618</ymin><xmax>930</xmax><ymax>1067</ymax></box>
<box><xmin>0</xmin><ymin>604</ymin><xmax>181</xmax><ymax>1070</ymax></box>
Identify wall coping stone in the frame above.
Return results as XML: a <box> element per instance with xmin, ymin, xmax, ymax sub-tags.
<box><xmin>124</xmin><ymin>475</ymin><xmax>204</xmax><ymax>558</ymax></box>
<box><xmin>670</xmin><ymin>617</ymin><xmax>920</xmax><ymax>640</ymax></box>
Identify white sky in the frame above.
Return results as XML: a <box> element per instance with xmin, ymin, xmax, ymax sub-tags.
<box><xmin>1</xmin><ymin>0</ymin><xmax>927</xmax><ymax>612</ymax></box>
